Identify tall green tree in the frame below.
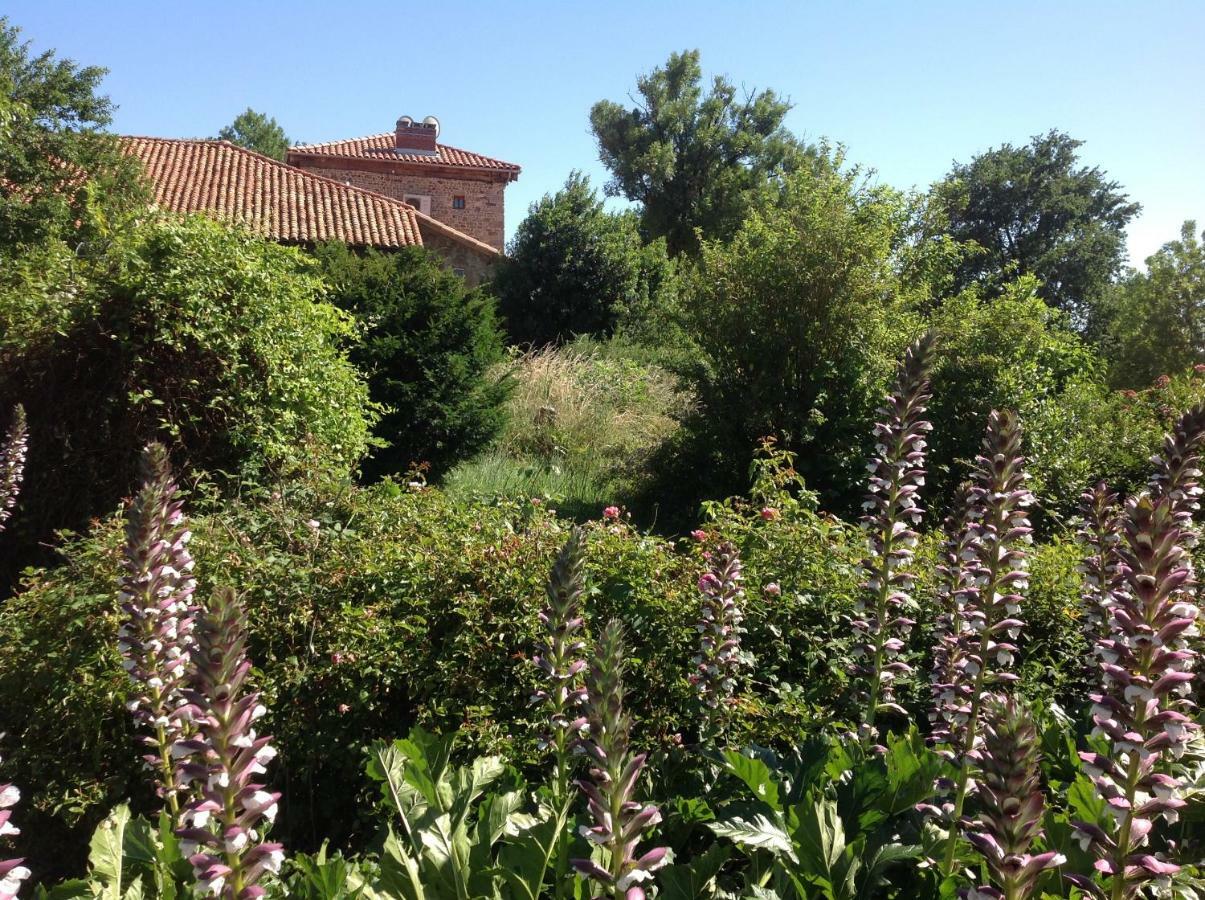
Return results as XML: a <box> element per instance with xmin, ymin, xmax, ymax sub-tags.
<box><xmin>590</xmin><ymin>49</ymin><xmax>807</xmax><ymax>256</ymax></box>
<box><xmin>494</xmin><ymin>172</ymin><xmax>677</xmax><ymax>346</ymax></box>
<box><xmin>663</xmin><ymin>163</ymin><xmax>920</xmax><ymax>515</ymax></box>
<box><xmin>0</xmin><ymin>17</ymin><xmax>146</xmax><ymax>249</ymax></box>
<box><xmin>1101</xmin><ymin>220</ymin><xmax>1205</xmax><ymax>388</ymax></box>
<box><xmin>931</xmin><ymin>130</ymin><xmax>1139</xmax><ymax>329</ymax></box>
<box><xmin>314</xmin><ymin>243</ymin><xmax>510</xmax><ymax>480</ymax></box>
<box><xmin>217</xmin><ymin>107</ymin><xmax>291</xmax><ymax>160</ymax></box>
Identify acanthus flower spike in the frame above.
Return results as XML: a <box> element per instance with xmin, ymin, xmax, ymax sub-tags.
<box><xmin>1076</xmin><ymin>482</ymin><xmax>1123</xmax><ymax>652</ymax></box>
<box><xmin>174</xmin><ymin>588</ymin><xmax>283</xmax><ymax>899</ymax></box>
<box><xmin>963</xmin><ymin>695</ymin><xmax>1064</xmax><ymax>899</ymax></box>
<box><xmin>119</xmin><ymin>443</ymin><xmax>198</xmax><ymax>812</ymax></box>
<box><xmin>571</xmin><ymin>619</ymin><xmax>669</xmax><ymax>900</ymax></box>
<box><xmin>936</xmin><ymin>410</ymin><xmax>1035</xmax><ymax>878</ymax></box>
<box><xmin>1146</xmin><ymin>403</ymin><xmax>1205</xmax><ymax>547</ymax></box>
<box><xmin>853</xmin><ymin>332</ymin><xmax>935</xmax><ymax>741</ymax></box>
<box><xmin>532</xmin><ymin>528</ymin><xmax>589</xmax><ymax>799</ymax></box>
<box><xmin>928</xmin><ymin>481</ymin><xmax>975</xmax><ymax>754</ymax></box>
<box><xmin>0</xmin><ymin>751</ymin><xmax>30</xmax><ymax>900</ymax></box>
<box><xmin>0</xmin><ymin>406</ymin><xmax>27</xmax><ymax>535</ymax></box>
<box><xmin>1069</xmin><ymin>492</ymin><xmax>1199</xmax><ymax>899</ymax></box>
<box><xmin>689</xmin><ymin>541</ymin><xmax>751</xmax><ymax>738</ymax></box>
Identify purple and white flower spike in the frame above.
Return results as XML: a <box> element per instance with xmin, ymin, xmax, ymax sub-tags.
<box><xmin>532</xmin><ymin>528</ymin><xmax>589</xmax><ymax>797</ymax></box>
<box><xmin>1147</xmin><ymin>403</ymin><xmax>1205</xmax><ymax>547</ymax></box>
<box><xmin>174</xmin><ymin>588</ymin><xmax>283</xmax><ymax>899</ymax></box>
<box><xmin>571</xmin><ymin>619</ymin><xmax>669</xmax><ymax>900</ymax></box>
<box><xmin>0</xmin><ymin>752</ymin><xmax>29</xmax><ymax>900</ymax></box>
<box><xmin>963</xmin><ymin>695</ymin><xmax>1064</xmax><ymax>899</ymax></box>
<box><xmin>1069</xmin><ymin>491</ymin><xmax>1199</xmax><ymax>898</ymax></box>
<box><xmin>0</xmin><ymin>406</ymin><xmax>27</xmax><ymax>535</ymax></box>
<box><xmin>118</xmin><ymin>444</ymin><xmax>198</xmax><ymax>811</ymax></box>
<box><xmin>936</xmin><ymin>410</ymin><xmax>1035</xmax><ymax>877</ymax></box>
<box><xmin>853</xmin><ymin>332</ymin><xmax>934</xmax><ymax>740</ymax></box>
<box><xmin>690</xmin><ymin>541</ymin><xmax>751</xmax><ymax>736</ymax></box>
<box><xmin>1076</xmin><ymin>481</ymin><xmax>1123</xmax><ymax>650</ymax></box>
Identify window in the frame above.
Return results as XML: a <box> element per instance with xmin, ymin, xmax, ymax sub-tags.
<box><xmin>452</xmin><ymin>195</ymin><xmax>466</xmax><ymax>210</ymax></box>
<box><xmin>403</xmin><ymin>194</ymin><xmax>432</xmax><ymax>215</ymax></box>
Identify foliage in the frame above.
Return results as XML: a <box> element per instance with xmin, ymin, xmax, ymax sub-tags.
<box><xmin>444</xmin><ymin>338</ymin><xmax>693</xmax><ymax>516</ymax></box>
<box><xmin>589</xmin><ymin>49</ymin><xmax>809</xmax><ymax>256</ymax></box>
<box><xmin>0</xmin><ymin>16</ymin><xmax>148</xmax><ymax>250</ymax></box>
<box><xmin>1024</xmin><ymin>367</ymin><xmax>1205</xmax><ymax>526</ymax></box>
<box><xmin>667</xmin><ymin>163</ymin><xmax>919</xmax><ymax>519</ymax></box>
<box><xmin>1101</xmin><ymin>220</ymin><xmax>1205</xmax><ymax>389</ymax></box>
<box><xmin>494</xmin><ymin>172</ymin><xmax>678</xmax><ymax>347</ymax></box>
<box><xmin>0</xmin><ymin>460</ymin><xmax>864</xmax><ymax>881</ymax></box>
<box><xmin>217</xmin><ymin>108</ymin><xmax>291</xmax><ymax>161</ymax></box>
<box><xmin>924</xmin><ymin>279</ymin><xmax>1100</xmax><ymax>519</ymax></box>
<box><xmin>0</xmin><ymin>214</ymin><xmax>373</xmax><ymax>585</ymax></box>
<box><xmin>314</xmin><ymin>242</ymin><xmax>508</xmax><ymax>480</ymax></box>
<box><xmin>930</xmin><ymin>130</ymin><xmax>1140</xmax><ymax>329</ymax></box>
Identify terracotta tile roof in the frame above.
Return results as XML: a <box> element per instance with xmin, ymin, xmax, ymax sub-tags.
<box><xmin>289</xmin><ymin>133</ymin><xmax>521</xmax><ymax>176</ymax></box>
<box><xmin>121</xmin><ymin>136</ymin><xmax>425</xmax><ymax>249</ymax></box>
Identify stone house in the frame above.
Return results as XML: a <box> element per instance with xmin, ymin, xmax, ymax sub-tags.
<box><xmin>121</xmin><ymin>124</ymin><xmax>517</xmax><ymax>286</ymax></box>
<box><xmin>287</xmin><ymin>117</ymin><xmax>521</xmax><ymax>254</ymax></box>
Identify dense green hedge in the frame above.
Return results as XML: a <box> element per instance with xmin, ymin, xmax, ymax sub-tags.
<box><xmin>0</xmin><ymin>448</ymin><xmax>1088</xmax><ymax>880</ymax></box>
<box><xmin>0</xmin><ymin>215</ymin><xmax>374</xmax><ymax>586</ymax></box>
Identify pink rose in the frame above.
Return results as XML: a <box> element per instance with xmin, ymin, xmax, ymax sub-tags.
<box><xmin>603</xmin><ymin>506</ymin><xmax>621</xmax><ymax>521</ymax></box>
<box><xmin>764</xmin><ymin>582</ymin><xmax>781</xmax><ymax>597</ymax></box>
<box><xmin>760</xmin><ymin>506</ymin><xmax>780</xmax><ymax>521</ymax></box>
<box><xmin>690</xmin><ymin>529</ymin><xmax>708</xmax><ymax>542</ymax></box>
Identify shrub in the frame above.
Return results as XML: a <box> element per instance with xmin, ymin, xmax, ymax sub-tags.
<box><xmin>0</xmin><ymin>214</ymin><xmax>373</xmax><ymax>587</ymax></box>
<box><xmin>0</xmin><ymin>462</ymin><xmax>861</xmax><ymax>880</ymax></box>
<box><xmin>494</xmin><ymin>172</ymin><xmax>678</xmax><ymax>347</ymax></box>
<box><xmin>925</xmin><ymin>279</ymin><xmax>1100</xmax><ymax>518</ymax></box>
<box><xmin>669</xmin><ymin>164</ymin><xmax>920</xmax><ymax>519</ymax></box>
<box><xmin>314</xmin><ymin>242</ymin><xmax>509</xmax><ymax>480</ymax></box>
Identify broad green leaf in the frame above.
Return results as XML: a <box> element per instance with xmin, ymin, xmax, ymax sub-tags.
<box><xmin>89</xmin><ymin>804</ymin><xmax>132</xmax><ymax>900</ymax></box>
<box><xmin>720</xmin><ymin>750</ymin><xmax>782</xmax><ymax>811</ymax></box>
<box><xmin>857</xmin><ymin>841</ymin><xmax>920</xmax><ymax>899</ymax></box>
<box><xmin>495</xmin><ymin>799</ymin><xmax>571</xmax><ymax>900</ymax></box>
<box><xmin>1067</xmin><ymin>773</ymin><xmax>1106</xmax><ymax>824</ymax></box>
<box><xmin>376</xmin><ymin>827</ymin><xmax>426</xmax><ymax>900</ymax></box>
<box><xmin>792</xmin><ymin>798</ymin><xmax>846</xmax><ymax>884</ymax></box>
<box><xmin>708</xmin><ymin>812</ymin><xmax>796</xmax><ymax>860</ymax></box>
<box><xmin>658</xmin><ymin>843</ymin><xmax>729</xmax><ymax>900</ymax></box>
<box><xmin>879</xmin><ymin>729</ymin><xmax>943</xmax><ymax>819</ymax></box>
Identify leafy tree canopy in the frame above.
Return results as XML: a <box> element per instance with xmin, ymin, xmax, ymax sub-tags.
<box><xmin>1100</xmin><ymin>221</ymin><xmax>1205</xmax><ymax>389</ymax></box>
<box><xmin>0</xmin><ymin>16</ymin><xmax>146</xmax><ymax>249</ymax></box>
<box><xmin>931</xmin><ymin>130</ymin><xmax>1139</xmax><ymax>330</ymax></box>
<box><xmin>494</xmin><ymin>171</ymin><xmax>677</xmax><ymax>346</ymax></box>
<box><xmin>217</xmin><ymin>107</ymin><xmax>291</xmax><ymax>160</ymax></box>
<box><xmin>590</xmin><ymin>49</ymin><xmax>808</xmax><ymax>256</ymax></box>
<box><xmin>314</xmin><ymin>242</ymin><xmax>510</xmax><ymax>480</ymax></box>
<box><xmin>664</xmin><ymin>162</ymin><xmax>920</xmax><ymax>515</ymax></box>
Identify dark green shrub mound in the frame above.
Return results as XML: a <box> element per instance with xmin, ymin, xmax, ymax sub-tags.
<box><xmin>493</xmin><ymin>172</ymin><xmax>677</xmax><ymax>347</ymax></box>
<box><xmin>314</xmin><ymin>242</ymin><xmax>509</xmax><ymax>480</ymax></box>
<box><xmin>0</xmin><ymin>215</ymin><xmax>373</xmax><ymax>586</ymax></box>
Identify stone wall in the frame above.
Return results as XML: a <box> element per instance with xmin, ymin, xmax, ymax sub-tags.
<box><xmin>417</xmin><ymin>226</ymin><xmax>498</xmax><ymax>287</ymax></box>
<box><xmin>299</xmin><ymin>164</ymin><xmax>507</xmax><ymax>251</ymax></box>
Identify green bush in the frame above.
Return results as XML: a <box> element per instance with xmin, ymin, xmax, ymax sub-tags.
<box><xmin>668</xmin><ymin>164</ymin><xmax>920</xmax><ymax>521</ymax></box>
<box><xmin>493</xmin><ymin>172</ymin><xmax>678</xmax><ymax>347</ymax></box>
<box><xmin>0</xmin><ymin>462</ymin><xmax>863</xmax><ymax>879</ymax></box>
<box><xmin>0</xmin><ymin>215</ymin><xmax>373</xmax><ymax>586</ymax></box>
<box><xmin>314</xmin><ymin>242</ymin><xmax>509</xmax><ymax>480</ymax></box>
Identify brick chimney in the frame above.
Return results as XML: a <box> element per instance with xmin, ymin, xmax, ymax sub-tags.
<box><xmin>394</xmin><ymin>116</ymin><xmax>438</xmax><ymax>154</ymax></box>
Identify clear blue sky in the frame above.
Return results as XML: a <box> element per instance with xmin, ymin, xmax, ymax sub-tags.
<box><xmin>7</xmin><ymin>1</ymin><xmax>1203</xmax><ymax>264</ymax></box>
